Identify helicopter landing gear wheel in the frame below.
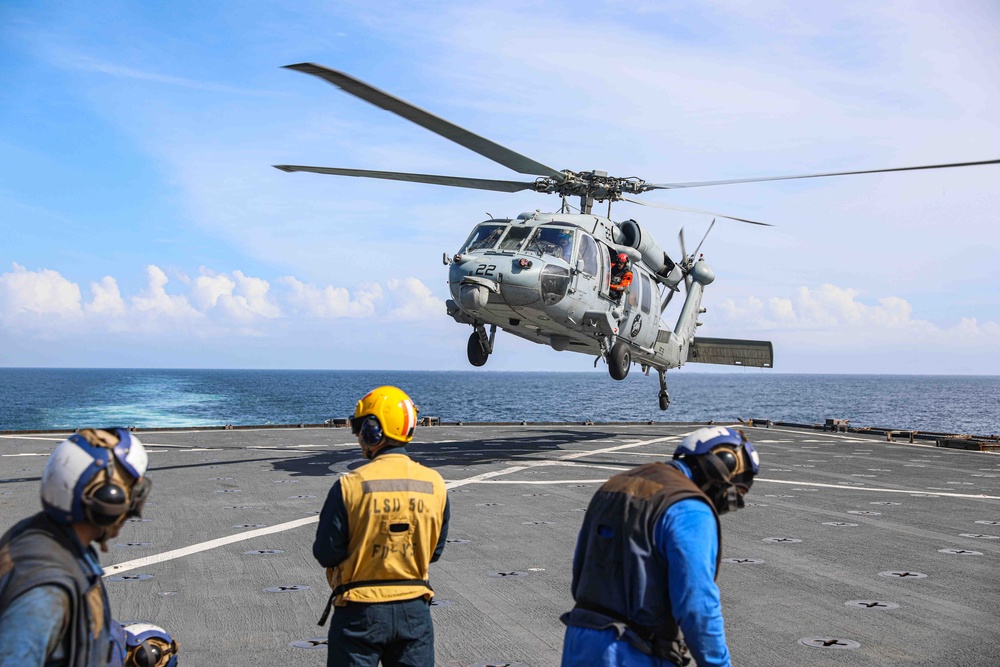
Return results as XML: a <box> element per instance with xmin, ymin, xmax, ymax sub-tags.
<box><xmin>608</xmin><ymin>341</ymin><xmax>631</xmax><ymax>380</ymax></box>
<box><xmin>467</xmin><ymin>332</ymin><xmax>489</xmax><ymax>367</ymax></box>
<box><xmin>657</xmin><ymin>369</ymin><xmax>670</xmax><ymax>411</ymax></box>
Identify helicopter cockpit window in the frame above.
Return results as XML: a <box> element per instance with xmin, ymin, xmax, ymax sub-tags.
<box><xmin>528</xmin><ymin>226</ymin><xmax>575</xmax><ymax>262</ymax></box>
<box><xmin>578</xmin><ymin>234</ymin><xmax>599</xmax><ymax>276</ymax></box>
<box><xmin>462</xmin><ymin>224</ymin><xmax>506</xmax><ymax>253</ymax></box>
<box><xmin>499</xmin><ymin>225</ymin><xmax>532</xmax><ymax>251</ymax></box>
<box><xmin>540</xmin><ymin>265</ymin><xmax>571</xmax><ymax>305</ymax></box>
<box><xmin>640</xmin><ymin>273</ymin><xmax>652</xmax><ymax>313</ymax></box>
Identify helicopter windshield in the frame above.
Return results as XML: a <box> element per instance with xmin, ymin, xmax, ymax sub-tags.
<box><xmin>527</xmin><ymin>226</ymin><xmax>575</xmax><ymax>262</ymax></box>
<box><xmin>462</xmin><ymin>223</ymin><xmax>506</xmax><ymax>252</ymax></box>
<box><xmin>499</xmin><ymin>225</ymin><xmax>532</xmax><ymax>251</ymax></box>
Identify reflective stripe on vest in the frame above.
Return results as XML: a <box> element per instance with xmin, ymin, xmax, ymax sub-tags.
<box><xmin>329</xmin><ymin>453</ymin><xmax>446</xmax><ymax>604</ymax></box>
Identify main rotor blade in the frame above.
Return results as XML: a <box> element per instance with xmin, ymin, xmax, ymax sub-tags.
<box><xmin>274</xmin><ymin>165</ymin><xmax>536</xmax><ymax>193</ymax></box>
<box><xmin>284</xmin><ymin>63</ymin><xmax>565</xmax><ymax>180</ymax></box>
<box><xmin>691</xmin><ymin>218</ymin><xmax>716</xmax><ymax>259</ymax></box>
<box><xmin>640</xmin><ymin>158</ymin><xmax>1000</xmax><ymax>191</ymax></box>
<box><xmin>678</xmin><ymin>228</ymin><xmax>691</xmax><ymax>291</ymax></box>
<box><xmin>621</xmin><ymin>195</ymin><xmax>773</xmax><ymax>226</ymax></box>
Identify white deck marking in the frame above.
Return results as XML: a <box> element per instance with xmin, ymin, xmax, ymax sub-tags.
<box><xmin>0</xmin><ymin>435</ymin><xmax>224</xmax><ymax>450</ymax></box>
<box><xmin>567</xmin><ymin>451</ymin><xmax>675</xmax><ymax>458</ymax></box>
<box><xmin>758</xmin><ymin>478</ymin><xmax>1000</xmax><ymax>500</ymax></box>
<box><xmin>103</xmin><ymin>516</ymin><xmax>319</xmax><ymax>576</ymax></box>
<box><xmin>756</xmin><ymin>425</ymin><xmax>991</xmax><ymax>452</ymax></box>
<box><xmin>477</xmin><ymin>479</ymin><xmax>609</xmax><ymax>484</ymax></box>
<box><xmin>559</xmin><ymin>436</ymin><xmax>678</xmax><ymax>460</ymax></box>
<box><xmin>558</xmin><ymin>462</ymin><xmax>630</xmax><ymax>471</ymax></box>
<box><xmin>100</xmin><ymin>435</ymin><xmax>724</xmax><ymax>575</ymax></box>
<box><xmin>1</xmin><ymin>453</ymin><xmax>48</xmax><ymax>457</ymax></box>
<box><xmin>445</xmin><ymin>466</ymin><xmax>532</xmax><ymax>489</ymax></box>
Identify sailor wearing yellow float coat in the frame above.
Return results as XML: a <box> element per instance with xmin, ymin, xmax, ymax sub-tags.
<box><xmin>313</xmin><ymin>386</ymin><xmax>450</xmax><ymax>667</ymax></box>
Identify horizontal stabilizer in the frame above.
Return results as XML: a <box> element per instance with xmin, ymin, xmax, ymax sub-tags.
<box><xmin>687</xmin><ymin>337</ymin><xmax>773</xmax><ymax>368</ymax></box>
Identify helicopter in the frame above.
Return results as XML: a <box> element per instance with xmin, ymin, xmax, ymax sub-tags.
<box><xmin>274</xmin><ymin>63</ymin><xmax>1000</xmax><ymax>411</ymax></box>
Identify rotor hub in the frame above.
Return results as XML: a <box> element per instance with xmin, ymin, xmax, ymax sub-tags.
<box><xmin>532</xmin><ymin>171</ymin><xmax>648</xmax><ymax>202</ymax></box>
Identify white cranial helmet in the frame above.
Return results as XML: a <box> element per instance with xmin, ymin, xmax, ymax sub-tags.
<box><xmin>41</xmin><ymin>428</ymin><xmax>149</xmax><ymax>526</ymax></box>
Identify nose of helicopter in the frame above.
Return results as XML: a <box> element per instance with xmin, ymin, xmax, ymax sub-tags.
<box><xmin>450</xmin><ymin>254</ymin><xmax>571</xmax><ymax>309</ymax></box>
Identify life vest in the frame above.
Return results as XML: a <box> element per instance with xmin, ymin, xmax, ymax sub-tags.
<box><xmin>562</xmin><ymin>462</ymin><xmax>721</xmax><ymax>662</ymax></box>
<box><xmin>327</xmin><ymin>452</ymin><xmax>447</xmax><ymax>605</ymax></box>
<box><xmin>610</xmin><ymin>268</ymin><xmax>633</xmax><ymax>292</ymax></box>
<box><xmin>0</xmin><ymin>512</ymin><xmax>113</xmax><ymax>667</ymax></box>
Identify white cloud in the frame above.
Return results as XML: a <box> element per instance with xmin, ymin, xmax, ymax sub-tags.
<box><xmin>85</xmin><ymin>276</ymin><xmax>126</xmax><ymax>317</ymax></box>
<box><xmin>715</xmin><ymin>283</ymin><xmax>999</xmax><ymax>348</ymax></box>
<box><xmin>130</xmin><ymin>265</ymin><xmax>203</xmax><ymax>320</ymax></box>
<box><xmin>49</xmin><ymin>49</ymin><xmax>278</xmax><ymax>96</ymax></box>
<box><xmin>186</xmin><ymin>269</ymin><xmax>281</xmax><ymax>322</ymax></box>
<box><xmin>226</xmin><ymin>270</ymin><xmax>282</xmax><ymax>320</ymax></box>
<box><xmin>0</xmin><ymin>264</ymin><xmax>445</xmax><ymax>338</ymax></box>
<box><xmin>385</xmin><ymin>278</ymin><xmax>447</xmax><ymax>321</ymax></box>
<box><xmin>0</xmin><ymin>263</ymin><xmax>83</xmax><ymax>322</ymax></box>
<box><xmin>278</xmin><ymin>276</ymin><xmax>382</xmax><ymax>318</ymax></box>
<box><xmin>190</xmin><ymin>271</ymin><xmax>236</xmax><ymax>310</ymax></box>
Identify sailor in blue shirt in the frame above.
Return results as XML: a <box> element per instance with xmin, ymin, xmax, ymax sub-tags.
<box><xmin>560</xmin><ymin>427</ymin><xmax>760</xmax><ymax>667</ymax></box>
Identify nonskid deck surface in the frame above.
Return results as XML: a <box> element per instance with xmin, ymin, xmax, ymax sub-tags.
<box><xmin>2</xmin><ymin>424</ymin><xmax>1000</xmax><ymax>666</ymax></box>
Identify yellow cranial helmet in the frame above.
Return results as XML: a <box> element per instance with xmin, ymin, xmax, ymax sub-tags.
<box><xmin>351</xmin><ymin>386</ymin><xmax>418</xmax><ymax>447</ymax></box>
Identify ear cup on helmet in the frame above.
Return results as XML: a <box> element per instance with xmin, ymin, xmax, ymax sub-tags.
<box><xmin>123</xmin><ymin>623</ymin><xmax>177</xmax><ymax>667</ymax></box>
<box><xmin>132</xmin><ymin>642</ymin><xmax>162</xmax><ymax>667</ymax></box>
<box><xmin>713</xmin><ymin>449</ymin><xmax>739</xmax><ymax>475</ymax></box>
<box><xmin>358</xmin><ymin>416</ymin><xmax>384</xmax><ymax>447</ymax></box>
<box><xmin>85</xmin><ymin>482</ymin><xmax>130</xmax><ymax>526</ymax></box>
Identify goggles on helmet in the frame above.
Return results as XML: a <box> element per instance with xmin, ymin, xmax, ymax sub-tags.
<box><xmin>128</xmin><ymin>476</ymin><xmax>152</xmax><ymax>518</ymax></box>
<box><xmin>349</xmin><ymin>415</ymin><xmax>371</xmax><ymax>436</ymax></box>
<box><xmin>710</xmin><ymin>444</ymin><xmax>753</xmax><ymax>492</ymax></box>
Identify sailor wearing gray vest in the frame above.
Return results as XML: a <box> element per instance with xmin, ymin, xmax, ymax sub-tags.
<box><xmin>0</xmin><ymin>428</ymin><xmax>178</xmax><ymax>667</ymax></box>
<box><xmin>560</xmin><ymin>427</ymin><xmax>760</xmax><ymax>667</ymax></box>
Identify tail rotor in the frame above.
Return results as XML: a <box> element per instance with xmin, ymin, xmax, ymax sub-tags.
<box><xmin>662</xmin><ymin>219</ymin><xmax>716</xmax><ymax>312</ymax></box>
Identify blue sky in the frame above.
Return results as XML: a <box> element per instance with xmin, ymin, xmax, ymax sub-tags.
<box><xmin>1</xmin><ymin>0</ymin><xmax>998</xmax><ymax>373</ymax></box>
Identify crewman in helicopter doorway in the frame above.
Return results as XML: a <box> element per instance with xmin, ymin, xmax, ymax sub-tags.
<box><xmin>313</xmin><ymin>386</ymin><xmax>450</xmax><ymax>667</ymax></box>
<box><xmin>609</xmin><ymin>253</ymin><xmax>633</xmax><ymax>301</ymax></box>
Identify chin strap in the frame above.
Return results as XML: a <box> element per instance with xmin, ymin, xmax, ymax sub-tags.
<box><xmin>96</xmin><ymin>515</ymin><xmax>130</xmax><ymax>553</ymax></box>
<box><xmin>723</xmin><ymin>484</ymin><xmax>744</xmax><ymax>513</ymax></box>
<box><xmin>97</xmin><ymin>529</ymin><xmax>111</xmax><ymax>553</ymax></box>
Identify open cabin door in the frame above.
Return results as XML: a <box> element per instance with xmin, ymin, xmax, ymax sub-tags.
<box><xmin>594</xmin><ymin>241</ymin><xmax>613</xmax><ymax>300</ymax></box>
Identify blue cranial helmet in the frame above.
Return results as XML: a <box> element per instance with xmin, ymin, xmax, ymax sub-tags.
<box><xmin>674</xmin><ymin>426</ymin><xmax>759</xmax><ymax>491</ymax></box>
<box><xmin>123</xmin><ymin>623</ymin><xmax>178</xmax><ymax>667</ymax></box>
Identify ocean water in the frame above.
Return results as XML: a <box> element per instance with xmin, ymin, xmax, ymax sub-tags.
<box><xmin>0</xmin><ymin>369</ymin><xmax>997</xmax><ymax>436</ymax></box>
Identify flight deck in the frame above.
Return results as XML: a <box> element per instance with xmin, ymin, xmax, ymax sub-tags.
<box><xmin>2</xmin><ymin>422</ymin><xmax>999</xmax><ymax>666</ymax></box>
